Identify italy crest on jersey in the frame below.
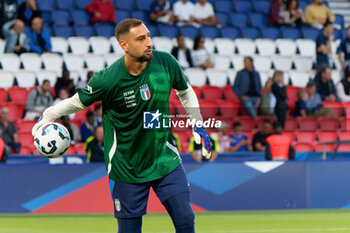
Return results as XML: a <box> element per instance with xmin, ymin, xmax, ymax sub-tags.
<box><xmin>140</xmin><ymin>85</ymin><xmax>151</xmax><ymax>101</ymax></box>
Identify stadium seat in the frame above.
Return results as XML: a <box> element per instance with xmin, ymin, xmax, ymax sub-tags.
<box><xmin>40</xmin><ymin>11</ymin><xmax>52</xmax><ymax>27</ymax></box>
<box><xmin>65</xmin><ymin>146</ymin><xmax>76</xmax><ymax>155</ymax></box>
<box><xmin>287</xmin><ymin>85</ymin><xmax>301</xmax><ymax>109</ymax></box>
<box><xmin>218</xmin><ymin>100</ymin><xmax>239</xmax><ymax>118</ymax></box>
<box><xmin>235</xmin><ymin>38</ymin><xmax>256</xmax><ymax>56</ymax></box>
<box><xmin>0</xmin><ymin>89</ymin><xmax>8</xmax><ymax>103</ymax></box>
<box><xmin>296</xmin><ymin>39</ymin><xmax>316</xmax><ymax>57</ymax></box>
<box><xmin>222</xmin><ymin>85</ymin><xmax>240</xmax><ymax>103</ymax></box>
<box><xmin>283</xmin><ymin>131</ymin><xmax>295</xmax><ymax>141</ymax></box>
<box><xmin>240</xmin><ymin>27</ymin><xmax>260</xmax><ymax>40</ymax></box>
<box><xmin>191</xmin><ymin>86</ymin><xmax>202</xmax><ymax>98</ymax></box>
<box><xmin>74</xmin><ymin>25</ymin><xmax>94</xmax><ymax>38</ymax></box>
<box><xmin>259</xmin><ymin>71</ymin><xmax>270</xmax><ymax>87</ymax></box>
<box><xmin>15</xmin><ymin>71</ymin><xmax>36</xmax><ymax>89</ymax></box>
<box><xmin>72</xmin><ymin>10</ymin><xmax>90</xmax><ymax>26</ymax></box>
<box><xmin>301</xmin><ymin>27</ymin><xmax>320</xmax><ymax>41</ymax></box>
<box><xmin>230</xmin><ymin>13</ymin><xmax>248</xmax><ymax>28</ymax></box>
<box><xmin>214</xmin><ymin>0</ymin><xmax>233</xmax><ymax>14</ymax></box>
<box><xmin>199</xmin><ymin>26</ymin><xmax>220</xmax><ymax>40</ymax></box>
<box><xmin>322</xmin><ymin>101</ymin><xmax>343</xmax><ymax>118</ymax></box>
<box><xmin>20</xmin><ymin>53</ymin><xmax>42</xmax><ymax>72</ymax></box>
<box><xmin>7</xmin><ymin>87</ymin><xmax>28</xmax><ymax>105</ymax></box>
<box><xmin>17</xmin><ymin>120</ymin><xmax>36</xmax><ymax>133</ymax></box>
<box><xmin>288</xmin><ymin>71</ymin><xmax>310</xmax><ymax>88</ymax></box>
<box><xmin>261</xmin><ymin>27</ymin><xmax>280</xmax><ymax>40</ymax></box>
<box><xmin>275</xmin><ymin>39</ymin><xmax>297</xmax><ymax>56</ymax></box>
<box><xmin>297</xmin><ymin>117</ymin><xmax>318</xmax><ymax>131</ymax></box>
<box><xmin>272</xmin><ymin>56</ymin><xmax>293</xmax><ymax>72</ymax></box>
<box><xmin>0</xmin><ymin>71</ymin><xmax>15</xmax><ymax>89</ymax></box>
<box><xmin>5</xmin><ymin>103</ymin><xmax>24</xmax><ymax>121</ymax></box>
<box><xmin>35</xmin><ymin>70</ymin><xmax>57</xmax><ymax>85</ymax></box>
<box><xmin>213</xmin><ymin>55</ymin><xmax>231</xmax><ymax>71</ymax></box>
<box><xmin>52</xmin><ymin>10</ymin><xmax>71</xmax><ymax>26</ymax></box>
<box><xmin>201</xmin><ymin>85</ymin><xmax>222</xmax><ymax>101</ymax></box>
<box><xmin>76</xmin><ymin>0</ymin><xmax>92</xmax><ymax>9</ymax></box>
<box><xmin>115</xmin><ymin>9</ymin><xmax>130</xmax><ymax>24</ymax></box>
<box><xmin>216</xmin><ymin>12</ymin><xmax>229</xmax><ymax>28</ymax></box>
<box><xmin>331</xmin><ymin>70</ymin><xmax>342</xmax><ymax>85</ymax></box>
<box><xmin>314</xmin><ymin>143</ymin><xmax>336</xmax><ymax>152</ymax></box>
<box><xmin>0</xmin><ymin>39</ymin><xmax>5</xmax><ymax>53</ymax></box>
<box><xmin>135</xmin><ymin>0</ymin><xmax>153</xmax><ymax>11</ymax></box>
<box><xmin>105</xmin><ymin>53</ymin><xmax>121</xmax><ymax>66</ymax></box>
<box><xmin>53</xmin><ymin>25</ymin><xmax>73</xmax><ymax>39</ymax></box>
<box><xmin>317</xmin><ymin>132</ymin><xmax>338</xmax><ymax>143</ymax></box>
<box><xmin>294</xmin><ymin>56</ymin><xmax>314</xmax><ymax>72</ymax></box>
<box><xmin>152</xmin><ymin>37</ymin><xmax>173</xmax><ymax>53</ymax></box>
<box><xmin>184</xmin><ymin>68</ymin><xmax>207</xmax><ymax>87</ymax></box>
<box><xmin>115</xmin><ymin>0</ymin><xmax>135</xmax><ymax>10</ymax></box>
<box><xmin>236</xmin><ymin>116</ymin><xmax>255</xmax><ymax>131</ymax></box>
<box><xmin>158</xmin><ymin>24</ymin><xmax>178</xmax><ymax>38</ymax></box>
<box><xmin>318</xmin><ymin>117</ymin><xmax>339</xmax><ymax>132</ymax></box>
<box><xmin>94</xmin><ymin>23</ymin><xmax>114</xmax><ymax>37</ymax></box>
<box><xmin>295</xmin><ymin>132</ymin><xmax>316</xmax><ymax>143</ymax></box>
<box><xmin>0</xmin><ymin>54</ymin><xmax>21</xmax><ymax>72</ymax></box>
<box><xmin>255</xmin><ymin>39</ymin><xmax>276</xmax><ymax>56</ymax></box>
<box><xmin>84</xmin><ymin>54</ymin><xmax>106</xmax><ymax>71</ymax></box>
<box><xmin>178</xmin><ymin>26</ymin><xmax>199</xmax><ymax>40</ymax></box>
<box><xmin>231</xmin><ymin>55</ymin><xmax>244</xmax><ymax>70</ymax></box>
<box><xmin>17</xmin><ymin>132</ymin><xmax>34</xmax><ymax>147</ymax></box>
<box><xmin>147</xmin><ymin>25</ymin><xmax>158</xmax><ymax>37</ymax></box>
<box><xmin>37</xmin><ymin>0</ymin><xmax>55</xmax><ymax>11</ymax></box>
<box><xmin>109</xmin><ymin>37</ymin><xmax>124</xmax><ymax>55</ymax></box>
<box><xmin>334</xmin><ymin>14</ymin><xmax>344</xmax><ymax>30</ymax></box>
<box><xmin>253</xmin><ymin>56</ymin><xmax>272</xmax><ymax>72</ymax></box>
<box><xmin>204</xmin><ymin>38</ymin><xmax>215</xmax><ymax>54</ymax></box>
<box><xmin>234</xmin><ymin>0</ymin><xmax>252</xmax><ymax>13</ymax></box>
<box><xmin>337</xmin><ymin>144</ymin><xmax>350</xmax><ymax>152</ymax></box>
<box><xmin>252</xmin><ymin>1</ymin><xmax>270</xmax><ymax>14</ymax></box>
<box><xmin>220</xmin><ymin>27</ymin><xmax>240</xmax><ymax>39</ymax></box>
<box><xmin>283</xmin><ymin>117</ymin><xmax>298</xmax><ymax>131</ymax></box>
<box><xmin>89</xmin><ymin>37</ymin><xmax>111</xmax><ymax>55</ymax></box>
<box><xmin>338</xmin><ymin>132</ymin><xmax>350</xmax><ymax>141</ymax></box>
<box><xmin>19</xmin><ymin>145</ymin><xmax>32</xmax><ymax>155</ymax></box>
<box><xmin>63</xmin><ymin>54</ymin><xmax>85</xmax><ymax>72</ymax></box>
<box><xmin>214</xmin><ymin>38</ymin><xmax>235</xmax><ymax>56</ymax></box>
<box><xmin>206</xmin><ymin>69</ymin><xmax>228</xmax><ymax>87</ymax></box>
<box><xmin>299</xmin><ymin>0</ymin><xmax>309</xmax><ymax>11</ymax></box>
<box><xmin>57</xmin><ymin>0</ymin><xmax>74</xmax><ymax>10</ymax></box>
<box><xmin>131</xmin><ymin>10</ymin><xmax>150</xmax><ymax>25</ymax></box>
<box><xmin>281</xmin><ymin>27</ymin><xmax>300</xmax><ymax>40</ymax></box>
<box><xmin>68</xmin><ymin>37</ymin><xmax>90</xmax><ymax>55</ymax></box>
<box><xmin>227</xmin><ymin>69</ymin><xmax>237</xmax><ymax>85</ymax></box>
<box><xmin>199</xmin><ymin>100</ymin><xmax>219</xmax><ymax>119</ymax></box>
<box><xmin>41</xmin><ymin>53</ymin><xmax>63</xmax><ymax>73</ymax></box>
<box><xmin>293</xmin><ymin>142</ymin><xmax>314</xmax><ymax>152</ymax></box>
<box><xmin>51</xmin><ymin>37</ymin><xmax>69</xmax><ymax>54</ymax></box>
<box><xmin>249</xmin><ymin>13</ymin><xmax>268</xmax><ymax>29</ymax></box>
<box><xmin>75</xmin><ymin>143</ymin><xmax>86</xmax><ymax>155</ymax></box>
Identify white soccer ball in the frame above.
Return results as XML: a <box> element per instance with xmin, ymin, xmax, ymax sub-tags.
<box><xmin>34</xmin><ymin>122</ymin><xmax>71</xmax><ymax>158</ymax></box>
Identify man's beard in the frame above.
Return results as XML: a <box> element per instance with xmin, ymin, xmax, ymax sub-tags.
<box><xmin>137</xmin><ymin>53</ymin><xmax>153</xmax><ymax>62</ymax></box>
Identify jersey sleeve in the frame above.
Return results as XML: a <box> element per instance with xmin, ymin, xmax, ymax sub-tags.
<box><xmin>168</xmin><ymin>53</ymin><xmax>189</xmax><ymax>91</ymax></box>
<box><xmin>76</xmin><ymin>71</ymin><xmax>107</xmax><ymax>106</ymax></box>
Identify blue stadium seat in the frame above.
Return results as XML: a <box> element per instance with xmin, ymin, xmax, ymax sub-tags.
<box><xmin>230</xmin><ymin>13</ymin><xmax>248</xmax><ymax>28</ymax></box>
<box><xmin>76</xmin><ymin>0</ymin><xmax>92</xmax><ymax>9</ymax></box>
<box><xmin>199</xmin><ymin>26</ymin><xmax>219</xmax><ymax>40</ymax></box>
<box><xmin>234</xmin><ymin>0</ymin><xmax>252</xmax><ymax>13</ymax></box>
<box><xmin>115</xmin><ymin>10</ymin><xmax>130</xmax><ymax>24</ymax></box>
<box><xmin>214</xmin><ymin>0</ymin><xmax>233</xmax><ymax>14</ymax></box>
<box><xmin>135</xmin><ymin>0</ymin><xmax>153</xmax><ymax>11</ymax></box>
<box><xmin>299</xmin><ymin>1</ymin><xmax>309</xmax><ymax>11</ymax></box>
<box><xmin>261</xmin><ymin>27</ymin><xmax>280</xmax><ymax>40</ymax></box>
<box><xmin>301</xmin><ymin>27</ymin><xmax>320</xmax><ymax>40</ymax></box>
<box><xmin>148</xmin><ymin>25</ymin><xmax>158</xmax><ymax>37</ymax></box>
<box><xmin>252</xmin><ymin>1</ymin><xmax>270</xmax><ymax>14</ymax></box>
<box><xmin>216</xmin><ymin>12</ymin><xmax>229</xmax><ymax>28</ymax></box>
<box><xmin>335</xmin><ymin>14</ymin><xmax>344</xmax><ymax>29</ymax></box>
<box><xmin>56</xmin><ymin>0</ymin><xmax>74</xmax><ymax>11</ymax></box>
<box><xmin>221</xmin><ymin>27</ymin><xmax>240</xmax><ymax>39</ymax></box>
<box><xmin>131</xmin><ymin>10</ymin><xmax>150</xmax><ymax>25</ymax></box>
<box><xmin>249</xmin><ymin>13</ymin><xmax>268</xmax><ymax>29</ymax></box>
<box><xmin>115</xmin><ymin>0</ymin><xmax>135</xmax><ymax>10</ymax></box>
<box><xmin>333</xmin><ymin>29</ymin><xmax>341</xmax><ymax>40</ymax></box>
<box><xmin>178</xmin><ymin>26</ymin><xmax>199</xmax><ymax>40</ymax></box>
<box><xmin>342</xmin><ymin>28</ymin><xmax>348</xmax><ymax>40</ymax></box>
<box><xmin>94</xmin><ymin>23</ymin><xmax>115</xmax><ymax>37</ymax></box>
<box><xmin>41</xmin><ymin>11</ymin><xmax>52</xmax><ymax>26</ymax></box>
<box><xmin>158</xmin><ymin>24</ymin><xmax>178</xmax><ymax>38</ymax></box>
<box><xmin>72</xmin><ymin>10</ymin><xmax>90</xmax><ymax>26</ymax></box>
<box><xmin>37</xmin><ymin>0</ymin><xmax>55</xmax><ymax>11</ymax></box>
<box><xmin>241</xmin><ymin>27</ymin><xmax>260</xmax><ymax>40</ymax></box>
<box><xmin>74</xmin><ymin>25</ymin><xmax>95</xmax><ymax>38</ymax></box>
<box><xmin>54</xmin><ymin>26</ymin><xmax>73</xmax><ymax>38</ymax></box>
<box><xmin>52</xmin><ymin>10</ymin><xmax>71</xmax><ymax>26</ymax></box>
<box><xmin>281</xmin><ymin>27</ymin><xmax>300</xmax><ymax>40</ymax></box>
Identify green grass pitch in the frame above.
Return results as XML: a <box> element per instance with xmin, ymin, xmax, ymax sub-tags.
<box><xmin>1</xmin><ymin>209</ymin><xmax>350</xmax><ymax>233</ymax></box>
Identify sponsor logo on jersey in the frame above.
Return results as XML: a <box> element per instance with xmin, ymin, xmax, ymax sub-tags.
<box><xmin>115</xmin><ymin>199</ymin><xmax>121</xmax><ymax>212</ymax></box>
<box><xmin>143</xmin><ymin>110</ymin><xmax>161</xmax><ymax>129</ymax></box>
<box><xmin>140</xmin><ymin>84</ymin><xmax>151</xmax><ymax>101</ymax></box>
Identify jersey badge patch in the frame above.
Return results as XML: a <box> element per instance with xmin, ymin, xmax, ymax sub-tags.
<box><xmin>140</xmin><ymin>84</ymin><xmax>151</xmax><ymax>101</ymax></box>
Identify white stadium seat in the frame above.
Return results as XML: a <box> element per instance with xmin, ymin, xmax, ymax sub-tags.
<box><xmin>213</xmin><ymin>54</ymin><xmax>231</xmax><ymax>70</ymax></box>
<box><xmin>272</xmin><ymin>56</ymin><xmax>293</xmax><ymax>72</ymax></box>
<box><xmin>294</xmin><ymin>56</ymin><xmax>314</xmax><ymax>71</ymax></box>
<box><xmin>276</xmin><ymin>39</ymin><xmax>297</xmax><ymax>56</ymax></box>
<box><xmin>0</xmin><ymin>39</ymin><xmax>5</xmax><ymax>54</ymax></box>
<box><xmin>227</xmin><ymin>69</ymin><xmax>237</xmax><ymax>85</ymax></box>
<box><xmin>0</xmin><ymin>71</ymin><xmax>15</xmax><ymax>89</ymax></box>
<box><xmin>41</xmin><ymin>53</ymin><xmax>63</xmax><ymax>73</ymax></box>
<box><xmin>296</xmin><ymin>39</ymin><xmax>316</xmax><ymax>57</ymax></box>
<box><xmin>331</xmin><ymin>70</ymin><xmax>342</xmax><ymax>84</ymax></box>
<box><xmin>204</xmin><ymin>38</ymin><xmax>215</xmax><ymax>54</ymax></box>
<box><xmin>20</xmin><ymin>53</ymin><xmax>42</xmax><ymax>72</ymax></box>
<box><xmin>84</xmin><ymin>54</ymin><xmax>105</xmax><ymax>71</ymax></box>
<box><xmin>289</xmin><ymin>71</ymin><xmax>310</xmax><ymax>88</ymax></box>
<box><xmin>68</xmin><ymin>37</ymin><xmax>90</xmax><ymax>55</ymax></box>
<box><xmin>105</xmin><ymin>53</ymin><xmax>122</xmax><ymax>66</ymax></box>
<box><xmin>51</xmin><ymin>37</ymin><xmax>69</xmax><ymax>54</ymax></box>
<box><xmin>152</xmin><ymin>37</ymin><xmax>173</xmax><ymax>53</ymax></box>
<box><xmin>0</xmin><ymin>54</ymin><xmax>20</xmax><ymax>72</ymax></box>
<box><xmin>214</xmin><ymin>38</ymin><xmax>235</xmax><ymax>56</ymax></box>
<box><xmin>63</xmin><ymin>54</ymin><xmax>85</xmax><ymax>72</ymax></box>
<box><xmin>235</xmin><ymin>38</ymin><xmax>256</xmax><ymax>56</ymax></box>
<box><xmin>15</xmin><ymin>70</ymin><xmax>36</xmax><ymax>89</ymax></box>
<box><xmin>255</xmin><ymin>39</ymin><xmax>276</xmax><ymax>56</ymax></box>
<box><xmin>89</xmin><ymin>36</ymin><xmax>111</xmax><ymax>55</ymax></box>
<box><xmin>206</xmin><ymin>69</ymin><xmax>228</xmax><ymax>87</ymax></box>
<box><xmin>254</xmin><ymin>56</ymin><xmax>272</xmax><ymax>72</ymax></box>
<box><xmin>110</xmin><ymin>36</ymin><xmax>124</xmax><ymax>56</ymax></box>
<box><xmin>36</xmin><ymin>70</ymin><xmax>57</xmax><ymax>85</ymax></box>
<box><xmin>184</xmin><ymin>68</ymin><xmax>207</xmax><ymax>87</ymax></box>
<box><xmin>184</xmin><ymin>37</ymin><xmax>194</xmax><ymax>50</ymax></box>
<box><xmin>231</xmin><ymin>55</ymin><xmax>244</xmax><ymax>70</ymax></box>
<box><xmin>69</xmin><ymin>71</ymin><xmax>80</xmax><ymax>84</ymax></box>
<box><xmin>259</xmin><ymin>71</ymin><xmax>270</xmax><ymax>87</ymax></box>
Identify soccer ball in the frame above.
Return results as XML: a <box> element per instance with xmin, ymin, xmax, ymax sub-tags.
<box><xmin>34</xmin><ymin>122</ymin><xmax>71</xmax><ymax>158</ymax></box>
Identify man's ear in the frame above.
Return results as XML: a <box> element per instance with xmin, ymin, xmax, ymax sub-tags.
<box><xmin>119</xmin><ymin>40</ymin><xmax>128</xmax><ymax>52</ymax></box>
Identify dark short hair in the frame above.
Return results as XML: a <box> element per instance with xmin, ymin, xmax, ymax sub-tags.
<box><xmin>323</xmin><ymin>19</ymin><xmax>333</xmax><ymax>28</ymax></box>
<box><xmin>272</xmin><ymin>121</ymin><xmax>282</xmax><ymax>130</ymax></box>
<box><xmin>115</xmin><ymin>18</ymin><xmax>144</xmax><ymax>41</ymax></box>
<box><xmin>86</xmin><ymin>110</ymin><xmax>94</xmax><ymax>118</ymax></box>
<box><xmin>306</xmin><ymin>80</ymin><xmax>316</xmax><ymax>88</ymax></box>
<box><xmin>233</xmin><ymin>121</ymin><xmax>242</xmax><ymax>128</ymax></box>
<box><xmin>42</xmin><ymin>79</ymin><xmax>50</xmax><ymax>85</ymax></box>
<box><xmin>263</xmin><ymin>120</ymin><xmax>272</xmax><ymax>125</ymax></box>
<box><xmin>193</xmin><ymin>36</ymin><xmax>204</xmax><ymax>50</ymax></box>
<box><xmin>94</xmin><ymin>103</ymin><xmax>102</xmax><ymax>111</ymax></box>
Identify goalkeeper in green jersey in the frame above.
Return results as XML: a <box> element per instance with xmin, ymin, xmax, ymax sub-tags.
<box><xmin>32</xmin><ymin>18</ymin><xmax>212</xmax><ymax>233</ymax></box>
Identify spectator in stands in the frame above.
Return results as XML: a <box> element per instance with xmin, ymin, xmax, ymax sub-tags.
<box><xmin>80</xmin><ymin>110</ymin><xmax>99</xmax><ymax>142</ymax></box>
<box><xmin>253</xmin><ymin>120</ymin><xmax>272</xmax><ymax>152</ymax></box>
<box><xmin>94</xmin><ymin>103</ymin><xmax>102</xmax><ymax>126</ymax></box>
<box><xmin>193</xmin><ymin>0</ymin><xmax>220</xmax><ymax>27</ymax></box>
<box><xmin>0</xmin><ymin>0</ymin><xmax>17</xmax><ymax>39</ymax></box>
<box><xmin>260</xmin><ymin>78</ymin><xmax>276</xmax><ymax>116</ymax></box>
<box><xmin>227</xmin><ymin>122</ymin><xmax>252</xmax><ymax>152</ymax></box>
<box><xmin>0</xmin><ymin>106</ymin><xmax>20</xmax><ymax>154</ymax></box>
<box><xmin>171</xmin><ymin>35</ymin><xmax>193</xmax><ymax>69</ymax></box>
<box><xmin>170</xmin><ymin>131</ymin><xmax>182</xmax><ymax>152</ymax></box>
<box><xmin>306</xmin><ymin>80</ymin><xmax>336</xmax><ymax>118</ymax></box>
<box><xmin>25</xmin><ymin>79</ymin><xmax>53</xmax><ymax>120</ymax></box>
<box><xmin>316</xmin><ymin>21</ymin><xmax>334</xmax><ymax>67</ymax></box>
<box><xmin>305</xmin><ymin>0</ymin><xmax>335</xmax><ymax>29</ymax></box>
<box><xmin>268</xmin><ymin>0</ymin><xmax>285</xmax><ymax>26</ymax></box>
<box><xmin>272</xmin><ymin>71</ymin><xmax>288</xmax><ymax>128</ymax></box>
<box><xmin>336</xmin><ymin>70</ymin><xmax>350</xmax><ymax>102</ymax></box>
<box><xmin>77</xmin><ymin>71</ymin><xmax>94</xmax><ymax>88</ymax></box>
<box><xmin>265</xmin><ymin>121</ymin><xmax>295</xmax><ymax>161</ymax></box>
<box><xmin>85</xmin><ymin>0</ymin><xmax>115</xmax><ymax>24</ymax></box>
<box><xmin>210</xmin><ymin>122</ymin><xmax>232</xmax><ymax>153</ymax></box>
<box><xmin>54</xmin><ymin>88</ymin><xmax>76</xmax><ymax>119</ymax></box>
<box><xmin>17</xmin><ymin>0</ymin><xmax>41</xmax><ymax>27</ymax></box>
<box><xmin>0</xmin><ymin>137</ymin><xmax>8</xmax><ymax>163</ymax></box>
<box><xmin>85</xmin><ymin>126</ymin><xmax>104</xmax><ymax>162</ymax></box>
<box><xmin>59</xmin><ymin>115</ymin><xmax>82</xmax><ymax>145</ymax></box>
<box><xmin>2</xmin><ymin>19</ymin><xmax>30</xmax><ymax>55</ymax></box>
<box><xmin>337</xmin><ymin>26</ymin><xmax>350</xmax><ymax>71</ymax></box>
<box><xmin>54</xmin><ymin>70</ymin><xmax>75</xmax><ymax>97</ymax></box>
<box><xmin>233</xmin><ymin>57</ymin><xmax>262</xmax><ymax>118</ymax></box>
<box><xmin>28</xmin><ymin>16</ymin><xmax>52</xmax><ymax>54</ymax></box>
<box><xmin>173</xmin><ymin>0</ymin><xmax>195</xmax><ymax>26</ymax></box>
<box><xmin>282</xmin><ymin>0</ymin><xmax>304</xmax><ymax>27</ymax></box>
<box><xmin>150</xmin><ymin>0</ymin><xmax>174</xmax><ymax>25</ymax></box>
<box><xmin>189</xmin><ymin>135</ymin><xmax>218</xmax><ymax>162</ymax></box>
<box><xmin>314</xmin><ymin>65</ymin><xmax>339</xmax><ymax>101</ymax></box>
<box><xmin>293</xmin><ymin>89</ymin><xmax>309</xmax><ymax>117</ymax></box>
<box><xmin>192</xmin><ymin>36</ymin><xmax>214</xmax><ymax>69</ymax></box>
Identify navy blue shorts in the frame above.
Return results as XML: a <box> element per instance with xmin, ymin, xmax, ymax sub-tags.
<box><xmin>109</xmin><ymin>164</ymin><xmax>190</xmax><ymax>218</ymax></box>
